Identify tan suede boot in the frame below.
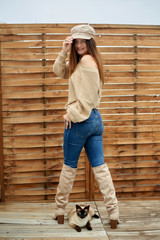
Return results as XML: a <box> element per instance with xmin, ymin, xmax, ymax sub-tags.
<box><xmin>93</xmin><ymin>163</ymin><xmax>119</xmax><ymax>229</ymax></box>
<box><xmin>53</xmin><ymin>164</ymin><xmax>77</xmax><ymax>224</ymax></box>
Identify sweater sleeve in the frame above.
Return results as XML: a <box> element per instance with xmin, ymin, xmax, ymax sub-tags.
<box><xmin>66</xmin><ymin>65</ymin><xmax>101</xmax><ymax>122</ymax></box>
<box><xmin>53</xmin><ymin>51</ymin><xmax>69</xmax><ymax>79</ymax></box>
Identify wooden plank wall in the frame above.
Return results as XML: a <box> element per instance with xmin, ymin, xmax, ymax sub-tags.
<box><xmin>0</xmin><ymin>24</ymin><xmax>160</xmax><ymax>202</ymax></box>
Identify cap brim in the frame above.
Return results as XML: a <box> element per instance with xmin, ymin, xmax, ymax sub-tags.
<box><xmin>72</xmin><ymin>33</ymin><xmax>92</xmax><ymax>40</ymax></box>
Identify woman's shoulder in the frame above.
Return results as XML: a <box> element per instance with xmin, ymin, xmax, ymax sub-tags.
<box><xmin>80</xmin><ymin>54</ymin><xmax>98</xmax><ymax>69</ymax></box>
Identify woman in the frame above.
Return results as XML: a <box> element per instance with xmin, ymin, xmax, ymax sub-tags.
<box><xmin>53</xmin><ymin>25</ymin><xmax>119</xmax><ymax>229</ymax></box>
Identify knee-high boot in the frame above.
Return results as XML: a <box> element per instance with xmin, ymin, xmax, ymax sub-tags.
<box><xmin>92</xmin><ymin>163</ymin><xmax>119</xmax><ymax>229</ymax></box>
<box><xmin>53</xmin><ymin>163</ymin><xmax>77</xmax><ymax>224</ymax></box>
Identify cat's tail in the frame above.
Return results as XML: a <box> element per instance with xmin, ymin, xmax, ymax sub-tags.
<box><xmin>92</xmin><ymin>213</ymin><xmax>99</xmax><ymax>219</ymax></box>
<box><xmin>89</xmin><ymin>206</ymin><xmax>99</xmax><ymax>219</ymax></box>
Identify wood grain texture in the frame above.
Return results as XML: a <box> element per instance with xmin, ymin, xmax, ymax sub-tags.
<box><xmin>0</xmin><ymin>201</ymin><xmax>108</xmax><ymax>239</ymax></box>
<box><xmin>0</xmin><ymin>23</ymin><xmax>160</xmax><ymax>201</ymax></box>
<box><xmin>0</xmin><ymin>200</ymin><xmax>160</xmax><ymax>239</ymax></box>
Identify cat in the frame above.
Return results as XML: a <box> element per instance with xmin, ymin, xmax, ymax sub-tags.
<box><xmin>68</xmin><ymin>204</ymin><xmax>99</xmax><ymax>232</ymax></box>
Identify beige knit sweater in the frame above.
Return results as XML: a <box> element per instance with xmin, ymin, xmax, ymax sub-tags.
<box><xmin>53</xmin><ymin>51</ymin><xmax>102</xmax><ymax>123</ymax></box>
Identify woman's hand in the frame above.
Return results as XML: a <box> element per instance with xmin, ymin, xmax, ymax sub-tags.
<box><xmin>62</xmin><ymin>36</ymin><xmax>73</xmax><ymax>53</ymax></box>
<box><xmin>63</xmin><ymin>113</ymin><xmax>71</xmax><ymax>129</ymax></box>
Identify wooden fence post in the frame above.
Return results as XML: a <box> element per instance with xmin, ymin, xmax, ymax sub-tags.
<box><xmin>133</xmin><ymin>34</ymin><xmax>138</xmax><ymax>198</ymax></box>
<box><xmin>0</xmin><ymin>37</ymin><xmax>5</xmax><ymax>202</ymax></box>
<box><xmin>42</xmin><ymin>33</ymin><xmax>47</xmax><ymax>200</ymax></box>
<box><xmin>85</xmin><ymin>155</ymin><xmax>95</xmax><ymax>201</ymax></box>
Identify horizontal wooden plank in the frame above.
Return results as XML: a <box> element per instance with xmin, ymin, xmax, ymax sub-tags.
<box><xmin>2</xmin><ymin>85</ymin><xmax>68</xmax><ymax>93</ymax></box>
<box><xmin>103</xmin><ymin>137</ymin><xmax>160</xmax><ymax>145</ymax></box>
<box><xmin>108</xmin><ymin>161</ymin><xmax>160</xmax><ymax>169</ymax></box>
<box><xmin>95</xmin><ymin>185</ymin><xmax>160</xmax><ymax>193</ymax></box>
<box><xmin>4</xmin><ymin>136</ymin><xmax>160</xmax><ymax>148</ymax></box>
<box><xmin>3</xmin><ymin>156</ymin><xmax>86</xmax><ymax>168</ymax></box>
<box><xmin>3</xmin><ymin>147</ymin><xmax>160</xmax><ymax>161</ymax></box>
<box><xmin>1</xmin><ymin>53</ymin><xmax>58</xmax><ymax>60</ymax></box>
<box><xmin>3</xmin><ymin>139</ymin><xmax>63</xmax><ymax>148</ymax></box>
<box><xmin>2</xmin><ymin>89</ymin><xmax>160</xmax><ymax>99</ymax></box>
<box><xmin>101</xmin><ymin>102</ymin><xmax>160</xmax><ymax>108</ymax></box>
<box><xmin>102</xmin><ymin>89</ymin><xmax>160</xmax><ymax>96</ymax></box>
<box><xmin>3</xmin><ymin>115</ymin><xmax>64</xmax><ymax>124</ymax></box>
<box><xmin>5</xmin><ymin>187</ymin><xmax>86</xmax><ymax>196</ymax></box>
<box><xmin>3</xmin><ymin>113</ymin><xmax>160</xmax><ymax>125</ymax></box>
<box><xmin>2</xmin><ymin>39</ymin><xmax>160</xmax><ymax>49</ymax></box>
<box><xmin>3</xmin><ymin>124</ymin><xmax>160</xmax><ymax>137</ymax></box>
<box><xmin>2</xmin><ymin>91</ymin><xmax>68</xmax><ymax>99</ymax></box>
<box><xmin>104</xmin><ymin>148</ymin><xmax>160</xmax><ymax>157</ymax></box>
<box><xmin>4</xmin><ymin>150</ymin><xmax>86</xmax><ymax>160</ymax></box>
<box><xmin>4</xmin><ymin>160</ymin><xmax>159</xmax><ymax>174</ymax></box>
<box><xmin>1</xmin><ymin>33</ymin><xmax>159</xmax><ymax>43</ymax></box>
<box><xmin>1</xmin><ymin>66</ymin><xmax>53</xmax><ymax>74</ymax></box>
<box><xmin>4</xmin><ymin>174</ymin><xmax>86</xmax><ymax>184</ymax></box>
<box><xmin>3</xmin><ymin>115</ymin><xmax>160</xmax><ymax>130</ymax></box>
<box><xmin>101</xmin><ymin>47</ymin><xmax>160</xmax><ymax>54</ymax></box>
<box><xmin>2</xmin><ymin>52</ymin><xmax>160</xmax><ymax>61</ymax></box>
<box><xmin>0</xmin><ymin>27</ymin><xmax>72</xmax><ymax>35</ymax></box>
<box><xmin>3</xmin><ymin>99</ymin><xmax>160</xmax><ymax>112</ymax></box>
<box><xmin>4</xmin><ymin>163</ymin><xmax>73</xmax><ymax>173</ymax></box>
<box><xmin>1</xmin><ymin>41</ymin><xmax>63</xmax><ymax>48</ymax></box>
<box><xmin>2</xmin><ymin>78</ymin><xmax>68</xmax><ymax>86</ymax></box>
<box><xmin>1</xmin><ymin>24</ymin><xmax>160</xmax><ymax>35</ymax></box>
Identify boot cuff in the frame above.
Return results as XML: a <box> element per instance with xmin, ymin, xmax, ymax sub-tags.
<box><xmin>63</xmin><ymin>163</ymin><xmax>77</xmax><ymax>173</ymax></box>
<box><xmin>108</xmin><ymin>207</ymin><xmax>119</xmax><ymax>221</ymax></box>
<box><xmin>55</xmin><ymin>207</ymin><xmax>65</xmax><ymax>215</ymax></box>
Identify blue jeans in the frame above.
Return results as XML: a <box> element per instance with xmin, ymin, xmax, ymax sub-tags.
<box><xmin>63</xmin><ymin>109</ymin><xmax>104</xmax><ymax>168</ymax></box>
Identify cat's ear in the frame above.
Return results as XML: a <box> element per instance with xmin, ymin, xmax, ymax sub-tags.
<box><xmin>84</xmin><ymin>205</ymin><xmax>90</xmax><ymax>211</ymax></box>
<box><xmin>76</xmin><ymin>205</ymin><xmax>81</xmax><ymax>210</ymax></box>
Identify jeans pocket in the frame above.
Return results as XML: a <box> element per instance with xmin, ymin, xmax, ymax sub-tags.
<box><xmin>76</xmin><ymin>120</ymin><xmax>94</xmax><ymax>138</ymax></box>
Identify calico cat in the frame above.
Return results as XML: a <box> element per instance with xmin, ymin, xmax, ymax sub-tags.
<box><xmin>68</xmin><ymin>204</ymin><xmax>99</xmax><ymax>232</ymax></box>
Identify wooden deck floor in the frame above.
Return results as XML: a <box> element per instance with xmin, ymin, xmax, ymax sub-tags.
<box><xmin>0</xmin><ymin>200</ymin><xmax>160</xmax><ymax>240</ymax></box>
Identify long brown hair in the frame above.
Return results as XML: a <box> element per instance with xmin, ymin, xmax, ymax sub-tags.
<box><xmin>69</xmin><ymin>38</ymin><xmax>104</xmax><ymax>84</ymax></box>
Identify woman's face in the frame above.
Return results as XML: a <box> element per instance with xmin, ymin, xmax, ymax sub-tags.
<box><xmin>74</xmin><ymin>39</ymin><xmax>88</xmax><ymax>57</ymax></box>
